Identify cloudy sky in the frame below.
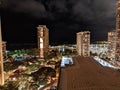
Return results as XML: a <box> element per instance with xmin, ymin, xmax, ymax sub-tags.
<box><xmin>0</xmin><ymin>0</ymin><xmax>117</xmax><ymax>48</ymax></box>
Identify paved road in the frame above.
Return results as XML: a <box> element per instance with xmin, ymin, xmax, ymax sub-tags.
<box><xmin>58</xmin><ymin>56</ymin><xmax>120</xmax><ymax>90</ymax></box>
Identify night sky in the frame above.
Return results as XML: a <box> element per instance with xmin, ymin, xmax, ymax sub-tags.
<box><xmin>0</xmin><ymin>0</ymin><xmax>117</xmax><ymax>49</ymax></box>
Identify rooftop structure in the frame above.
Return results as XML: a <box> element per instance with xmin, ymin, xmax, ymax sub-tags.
<box><xmin>61</xmin><ymin>56</ymin><xmax>73</xmax><ymax>67</ymax></box>
<box><xmin>58</xmin><ymin>56</ymin><xmax>120</xmax><ymax>90</ymax></box>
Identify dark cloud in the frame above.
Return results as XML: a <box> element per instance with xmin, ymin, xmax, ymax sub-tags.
<box><xmin>0</xmin><ymin>0</ymin><xmax>117</xmax><ymax>44</ymax></box>
<box><xmin>0</xmin><ymin>0</ymin><xmax>47</xmax><ymax>17</ymax></box>
<box><xmin>72</xmin><ymin>0</ymin><xmax>116</xmax><ymax>22</ymax></box>
<box><xmin>1</xmin><ymin>0</ymin><xmax>116</xmax><ymax>20</ymax></box>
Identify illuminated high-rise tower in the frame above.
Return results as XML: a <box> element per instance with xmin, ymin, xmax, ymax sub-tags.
<box><xmin>0</xmin><ymin>16</ymin><xmax>4</xmax><ymax>85</ymax></box>
<box><xmin>107</xmin><ymin>31</ymin><xmax>116</xmax><ymax>61</ymax></box>
<box><xmin>116</xmin><ymin>0</ymin><xmax>120</xmax><ymax>61</ymax></box>
<box><xmin>76</xmin><ymin>31</ymin><xmax>90</xmax><ymax>57</ymax></box>
<box><xmin>37</xmin><ymin>25</ymin><xmax>49</xmax><ymax>58</ymax></box>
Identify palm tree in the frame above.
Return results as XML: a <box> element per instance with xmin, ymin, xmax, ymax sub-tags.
<box><xmin>29</xmin><ymin>83</ymin><xmax>39</xmax><ymax>90</ymax></box>
<box><xmin>0</xmin><ymin>85</ymin><xmax>5</xmax><ymax>90</ymax></box>
<box><xmin>30</xmin><ymin>67</ymin><xmax>56</xmax><ymax>83</ymax></box>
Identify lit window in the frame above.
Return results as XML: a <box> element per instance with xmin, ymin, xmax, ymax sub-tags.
<box><xmin>40</xmin><ymin>38</ymin><xmax>43</xmax><ymax>43</ymax></box>
<box><xmin>40</xmin><ymin>43</ymin><xmax>43</xmax><ymax>48</ymax></box>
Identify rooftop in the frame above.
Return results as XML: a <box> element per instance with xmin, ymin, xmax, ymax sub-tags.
<box><xmin>58</xmin><ymin>56</ymin><xmax>120</xmax><ymax>90</ymax></box>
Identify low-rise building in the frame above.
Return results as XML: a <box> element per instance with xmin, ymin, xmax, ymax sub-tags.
<box><xmin>90</xmin><ymin>41</ymin><xmax>108</xmax><ymax>58</ymax></box>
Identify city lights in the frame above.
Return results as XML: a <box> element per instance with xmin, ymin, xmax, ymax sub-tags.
<box><xmin>1</xmin><ymin>0</ymin><xmax>120</xmax><ymax>90</ymax></box>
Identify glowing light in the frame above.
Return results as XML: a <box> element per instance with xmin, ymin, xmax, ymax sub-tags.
<box><xmin>61</xmin><ymin>57</ymin><xmax>73</xmax><ymax>67</ymax></box>
<box><xmin>94</xmin><ymin>56</ymin><xmax>117</xmax><ymax>69</ymax></box>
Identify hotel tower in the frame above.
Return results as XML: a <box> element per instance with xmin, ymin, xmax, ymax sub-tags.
<box><xmin>107</xmin><ymin>31</ymin><xmax>116</xmax><ymax>61</ymax></box>
<box><xmin>37</xmin><ymin>25</ymin><xmax>49</xmax><ymax>58</ymax></box>
<box><xmin>0</xmin><ymin>16</ymin><xmax>4</xmax><ymax>85</ymax></box>
<box><xmin>116</xmin><ymin>0</ymin><xmax>120</xmax><ymax>61</ymax></box>
<box><xmin>76</xmin><ymin>31</ymin><xmax>90</xmax><ymax>57</ymax></box>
